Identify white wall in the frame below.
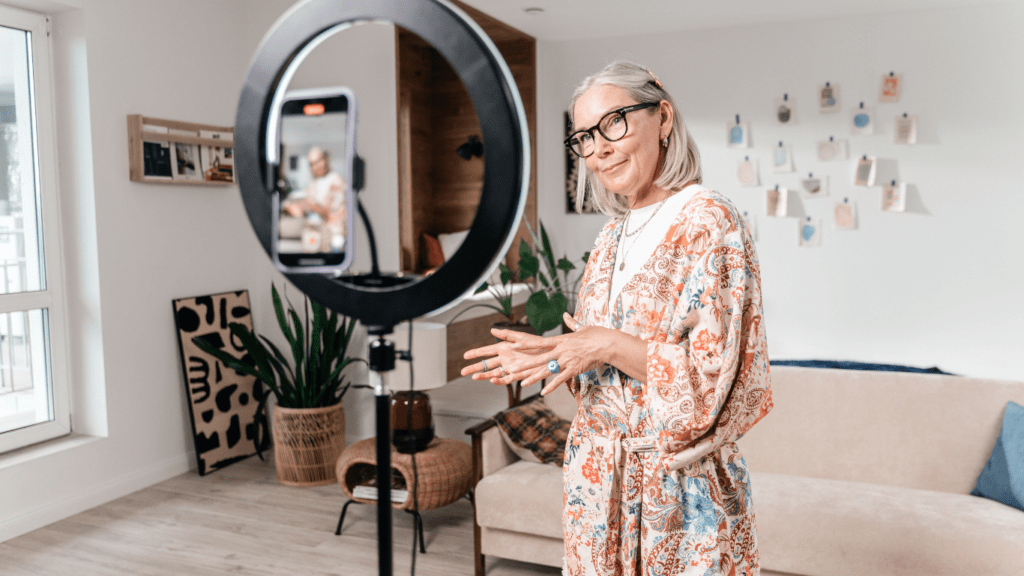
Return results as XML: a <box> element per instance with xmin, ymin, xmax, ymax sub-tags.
<box><xmin>536</xmin><ymin>2</ymin><xmax>1024</xmax><ymax>380</ymax></box>
<box><xmin>0</xmin><ymin>0</ymin><xmax>266</xmax><ymax>541</ymax></box>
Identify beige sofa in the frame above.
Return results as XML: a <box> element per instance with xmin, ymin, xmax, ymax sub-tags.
<box><xmin>469</xmin><ymin>366</ymin><xmax>1024</xmax><ymax>576</ymax></box>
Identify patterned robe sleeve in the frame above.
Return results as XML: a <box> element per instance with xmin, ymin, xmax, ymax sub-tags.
<box><xmin>646</xmin><ymin>199</ymin><xmax>772</xmax><ymax>472</ymax></box>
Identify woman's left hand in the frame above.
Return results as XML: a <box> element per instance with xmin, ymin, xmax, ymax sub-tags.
<box><xmin>461</xmin><ymin>312</ymin><xmax>613</xmax><ymax>396</ymax></box>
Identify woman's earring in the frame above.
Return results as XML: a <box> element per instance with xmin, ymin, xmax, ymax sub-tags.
<box><xmin>662</xmin><ymin>137</ymin><xmax>669</xmax><ymax>148</ymax></box>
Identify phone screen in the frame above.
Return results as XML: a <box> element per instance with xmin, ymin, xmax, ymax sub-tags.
<box><xmin>274</xmin><ymin>88</ymin><xmax>356</xmax><ymax>272</ymax></box>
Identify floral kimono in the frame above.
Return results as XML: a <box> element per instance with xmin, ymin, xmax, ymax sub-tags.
<box><xmin>563</xmin><ymin>188</ymin><xmax>772</xmax><ymax>576</ymax></box>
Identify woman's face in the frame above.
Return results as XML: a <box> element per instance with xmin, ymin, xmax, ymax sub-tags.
<box><xmin>573</xmin><ymin>84</ymin><xmax>671</xmax><ymax>206</ymax></box>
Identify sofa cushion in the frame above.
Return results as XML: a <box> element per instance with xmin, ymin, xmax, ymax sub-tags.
<box><xmin>752</xmin><ymin>471</ymin><xmax>1024</xmax><ymax>576</ymax></box>
<box><xmin>493</xmin><ymin>396</ymin><xmax>570</xmax><ymax>465</ymax></box>
<box><xmin>738</xmin><ymin>366</ymin><xmax>1024</xmax><ymax>493</ymax></box>
<box><xmin>972</xmin><ymin>401</ymin><xmax>1024</xmax><ymax>511</ymax></box>
<box><xmin>475</xmin><ymin>460</ymin><xmax>563</xmax><ymax>539</ymax></box>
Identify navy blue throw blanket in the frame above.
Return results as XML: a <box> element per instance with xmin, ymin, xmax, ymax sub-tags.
<box><xmin>771</xmin><ymin>359</ymin><xmax>953</xmax><ymax>375</ymax></box>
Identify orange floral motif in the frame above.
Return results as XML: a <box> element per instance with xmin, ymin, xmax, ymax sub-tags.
<box><xmin>562</xmin><ymin>186</ymin><xmax>771</xmax><ymax>576</ymax></box>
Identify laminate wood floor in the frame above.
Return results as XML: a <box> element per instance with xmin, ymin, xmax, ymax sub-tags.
<box><xmin>1</xmin><ymin>453</ymin><xmax>561</xmax><ymax>576</ymax></box>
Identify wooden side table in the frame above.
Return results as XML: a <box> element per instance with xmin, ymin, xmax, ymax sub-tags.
<box><xmin>335</xmin><ymin>437</ymin><xmax>473</xmax><ymax>553</ymax></box>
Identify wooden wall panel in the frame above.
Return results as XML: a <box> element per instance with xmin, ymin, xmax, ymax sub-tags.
<box><xmin>396</xmin><ymin>4</ymin><xmax>537</xmax><ymax>275</ymax></box>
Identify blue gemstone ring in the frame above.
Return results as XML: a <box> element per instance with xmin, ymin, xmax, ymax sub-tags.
<box><xmin>547</xmin><ymin>360</ymin><xmax>560</xmax><ymax>374</ymax></box>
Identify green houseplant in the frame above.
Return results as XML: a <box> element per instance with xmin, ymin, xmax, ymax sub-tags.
<box><xmin>474</xmin><ymin>221</ymin><xmax>589</xmax><ymax>334</ymax></box>
<box><xmin>194</xmin><ymin>284</ymin><xmax>362</xmax><ymax>486</ymax></box>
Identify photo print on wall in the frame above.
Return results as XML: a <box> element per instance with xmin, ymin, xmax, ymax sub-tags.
<box><xmin>851</xmin><ymin>104</ymin><xmax>875</xmax><ymax>136</ymax></box>
<box><xmin>799</xmin><ymin>173</ymin><xmax>828</xmax><ymax>198</ymax></box>
<box><xmin>766</xmin><ymin>186</ymin><xmax>789</xmax><ymax>217</ymax></box>
<box><xmin>772</xmin><ymin>142</ymin><xmax>795</xmax><ymax>173</ymax></box>
<box><xmin>172</xmin><ymin>142</ymin><xmax>203</xmax><ymax>182</ymax></box>
<box><xmin>737</xmin><ymin>156</ymin><xmax>760</xmax><ymax>187</ymax></box>
<box><xmin>834</xmin><ymin>199</ymin><xmax>857</xmax><ymax>230</ymax></box>
<box><xmin>799</xmin><ymin>217</ymin><xmax>822</xmax><ymax>247</ymax></box>
<box><xmin>775</xmin><ymin>95</ymin><xmax>795</xmax><ymax>125</ymax></box>
<box><xmin>727</xmin><ymin>115</ymin><xmax>750</xmax><ymax>148</ymax></box>
<box><xmin>819</xmin><ymin>82</ymin><xmax>840</xmax><ymax>113</ymax></box>
<box><xmin>142</xmin><ymin>124</ymin><xmax>172</xmax><ymax>180</ymax></box>
<box><xmin>816</xmin><ymin>138</ymin><xmax>848</xmax><ymax>161</ymax></box>
<box><xmin>894</xmin><ymin>114</ymin><xmax>918</xmax><ymax>144</ymax></box>
<box><xmin>854</xmin><ymin>156</ymin><xmax>877</xmax><ymax>186</ymax></box>
<box><xmin>882</xmin><ymin>181</ymin><xmax>908</xmax><ymax>212</ymax></box>
<box><xmin>880</xmin><ymin>72</ymin><xmax>903</xmax><ymax>103</ymax></box>
<box><xmin>200</xmin><ymin>130</ymin><xmax>235</xmax><ymax>183</ymax></box>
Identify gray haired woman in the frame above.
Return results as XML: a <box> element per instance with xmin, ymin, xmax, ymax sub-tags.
<box><xmin>464</xmin><ymin>60</ymin><xmax>772</xmax><ymax>575</ymax></box>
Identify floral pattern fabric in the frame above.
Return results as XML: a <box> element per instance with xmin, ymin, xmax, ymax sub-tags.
<box><xmin>563</xmin><ymin>188</ymin><xmax>772</xmax><ymax>576</ymax></box>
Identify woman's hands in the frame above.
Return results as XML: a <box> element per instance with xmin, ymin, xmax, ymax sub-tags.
<box><xmin>461</xmin><ymin>312</ymin><xmax>642</xmax><ymax>397</ymax></box>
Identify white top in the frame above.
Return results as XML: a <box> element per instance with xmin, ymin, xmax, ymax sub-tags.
<box><xmin>610</xmin><ymin>184</ymin><xmax>706</xmax><ymax>305</ymax></box>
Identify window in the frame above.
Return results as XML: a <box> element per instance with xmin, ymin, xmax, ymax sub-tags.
<box><xmin>0</xmin><ymin>4</ymin><xmax>70</xmax><ymax>453</ymax></box>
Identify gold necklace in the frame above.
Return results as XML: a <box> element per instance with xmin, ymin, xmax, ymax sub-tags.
<box><xmin>618</xmin><ymin>199</ymin><xmax>667</xmax><ymax>270</ymax></box>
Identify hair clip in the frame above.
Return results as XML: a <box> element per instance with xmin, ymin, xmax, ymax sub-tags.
<box><xmin>646</xmin><ymin>68</ymin><xmax>664</xmax><ymax>89</ymax></box>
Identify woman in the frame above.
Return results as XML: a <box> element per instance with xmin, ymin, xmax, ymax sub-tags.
<box><xmin>462</xmin><ymin>61</ymin><xmax>772</xmax><ymax>575</ymax></box>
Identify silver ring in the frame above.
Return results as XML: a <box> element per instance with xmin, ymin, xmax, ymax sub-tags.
<box><xmin>547</xmin><ymin>360</ymin><xmax>560</xmax><ymax>374</ymax></box>
<box><xmin>482</xmin><ymin>360</ymin><xmax>488</xmax><ymax>371</ymax></box>
<box><xmin>499</xmin><ymin>366</ymin><xmax>506</xmax><ymax>377</ymax></box>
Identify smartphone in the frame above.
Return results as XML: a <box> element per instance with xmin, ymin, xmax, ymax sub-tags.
<box><xmin>271</xmin><ymin>87</ymin><xmax>357</xmax><ymax>274</ymax></box>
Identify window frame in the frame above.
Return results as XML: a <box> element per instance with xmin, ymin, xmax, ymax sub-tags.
<box><xmin>0</xmin><ymin>3</ymin><xmax>72</xmax><ymax>453</ymax></box>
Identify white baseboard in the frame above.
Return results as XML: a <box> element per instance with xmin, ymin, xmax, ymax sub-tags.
<box><xmin>0</xmin><ymin>452</ymin><xmax>192</xmax><ymax>543</ymax></box>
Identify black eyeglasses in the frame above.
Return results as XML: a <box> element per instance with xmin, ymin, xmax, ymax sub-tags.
<box><xmin>565</xmin><ymin>102</ymin><xmax>659</xmax><ymax>158</ymax></box>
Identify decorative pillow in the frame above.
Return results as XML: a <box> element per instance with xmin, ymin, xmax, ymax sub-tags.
<box><xmin>421</xmin><ymin>233</ymin><xmax>445</xmax><ymax>270</ymax></box>
<box><xmin>492</xmin><ymin>396</ymin><xmax>571</xmax><ymax>466</ymax></box>
<box><xmin>436</xmin><ymin>229</ymin><xmax>470</xmax><ymax>261</ymax></box>
<box><xmin>971</xmin><ymin>401</ymin><xmax>1024</xmax><ymax>512</ymax></box>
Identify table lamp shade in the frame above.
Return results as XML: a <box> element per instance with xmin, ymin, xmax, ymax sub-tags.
<box><xmin>390</xmin><ymin>322</ymin><xmax>448</xmax><ymax>392</ymax></box>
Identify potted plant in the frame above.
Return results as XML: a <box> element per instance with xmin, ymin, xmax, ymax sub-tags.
<box><xmin>194</xmin><ymin>284</ymin><xmax>361</xmax><ymax>487</ymax></box>
<box><xmin>454</xmin><ymin>222</ymin><xmax>588</xmax><ymax>406</ymax></box>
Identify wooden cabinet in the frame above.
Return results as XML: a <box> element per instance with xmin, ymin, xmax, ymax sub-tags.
<box><xmin>395</xmin><ymin>1</ymin><xmax>537</xmax><ymax>274</ymax></box>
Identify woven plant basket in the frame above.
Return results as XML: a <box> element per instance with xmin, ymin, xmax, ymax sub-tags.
<box><xmin>272</xmin><ymin>402</ymin><xmax>346</xmax><ymax>487</ymax></box>
<box><xmin>336</xmin><ymin>438</ymin><xmax>472</xmax><ymax>511</ymax></box>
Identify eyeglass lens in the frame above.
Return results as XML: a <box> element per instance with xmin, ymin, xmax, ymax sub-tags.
<box><xmin>570</xmin><ymin>110</ymin><xmax>630</xmax><ymax>158</ymax></box>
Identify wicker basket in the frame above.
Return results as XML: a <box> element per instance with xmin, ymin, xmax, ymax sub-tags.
<box><xmin>272</xmin><ymin>402</ymin><xmax>346</xmax><ymax>487</ymax></box>
<box><xmin>336</xmin><ymin>437</ymin><xmax>472</xmax><ymax>510</ymax></box>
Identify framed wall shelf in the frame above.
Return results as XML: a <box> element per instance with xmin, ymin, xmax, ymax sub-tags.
<box><xmin>127</xmin><ymin>114</ymin><xmax>235</xmax><ymax>185</ymax></box>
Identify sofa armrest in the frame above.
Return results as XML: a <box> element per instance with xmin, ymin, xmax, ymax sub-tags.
<box><xmin>466</xmin><ymin>419</ymin><xmax>519</xmax><ymax>480</ymax></box>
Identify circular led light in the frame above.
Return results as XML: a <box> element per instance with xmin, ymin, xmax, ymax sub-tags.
<box><xmin>234</xmin><ymin>0</ymin><xmax>530</xmax><ymax>331</ymax></box>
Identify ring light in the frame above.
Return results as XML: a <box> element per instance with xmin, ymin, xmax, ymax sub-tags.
<box><xmin>235</xmin><ymin>2</ymin><xmax>530</xmax><ymax>575</ymax></box>
<box><xmin>235</xmin><ymin>0</ymin><xmax>530</xmax><ymax>332</ymax></box>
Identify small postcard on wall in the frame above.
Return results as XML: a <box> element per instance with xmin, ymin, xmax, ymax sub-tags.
<box><xmin>772</xmin><ymin>142</ymin><xmax>794</xmax><ymax>173</ymax></box>
<box><xmin>819</xmin><ymin>83</ymin><xmax>840</xmax><ymax>113</ymax></box>
<box><xmin>882</xmin><ymin>181</ymin><xmax>908</xmax><ymax>212</ymax></box>
<box><xmin>727</xmin><ymin>118</ymin><xmax>750</xmax><ymax>148</ymax></box>
<box><xmin>799</xmin><ymin>173</ymin><xmax>828</xmax><ymax>198</ymax></box>
<box><xmin>737</xmin><ymin>157</ymin><xmax>760</xmax><ymax>187</ymax></box>
<box><xmin>851</xmin><ymin>105</ymin><xmax>875</xmax><ymax>136</ymax></box>
<box><xmin>799</xmin><ymin>218</ymin><xmax>822</xmax><ymax>247</ymax></box>
<box><xmin>894</xmin><ymin>114</ymin><xmax>918</xmax><ymax>144</ymax></box>
<box><xmin>775</xmin><ymin>96</ymin><xmax>795</xmax><ymax>125</ymax></box>
<box><xmin>880</xmin><ymin>73</ymin><xmax>903</xmax><ymax>103</ymax></box>
<box><xmin>171</xmin><ymin>142</ymin><xmax>203</xmax><ymax>181</ymax></box>
<box><xmin>854</xmin><ymin>156</ymin><xmax>877</xmax><ymax>187</ymax></box>
<box><xmin>834</xmin><ymin>199</ymin><xmax>857</xmax><ymax>230</ymax></box>
<box><xmin>816</xmin><ymin>138</ymin><xmax>848</xmax><ymax>161</ymax></box>
<box><xmin>200</xmin><ymin>130</ymin><xmax>235</xmax><ymax>183</ymax></box>
<box><xmin>766</xmin><ymin>187</ymin><xmax>789</xmax><ymax>217</ymax></box>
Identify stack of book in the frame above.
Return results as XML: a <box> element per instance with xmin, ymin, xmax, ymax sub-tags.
<box><xmin>350</xmin><ymin>467</ymin><xmax>409</xmax><ymax>504</ymax></box>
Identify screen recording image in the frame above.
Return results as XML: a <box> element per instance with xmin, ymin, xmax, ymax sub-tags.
<box><xmin>277</xmin><ymin>93</ymin><xmax>353</xmax><ymax>267</ymax></box>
